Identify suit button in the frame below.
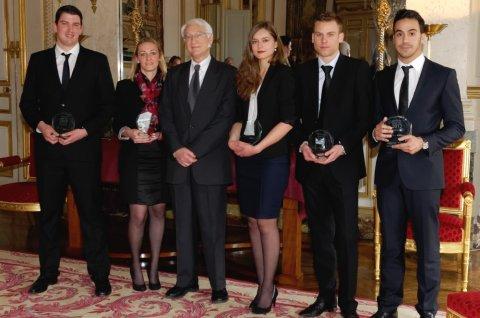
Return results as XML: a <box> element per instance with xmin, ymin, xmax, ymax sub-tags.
<box><xmin>61</xmin><ymin>103</ymin><xmax>66</xmax><ymax>107</ymax></box>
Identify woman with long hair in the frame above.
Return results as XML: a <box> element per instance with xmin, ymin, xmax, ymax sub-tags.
<box><xmin>229</xmin><ymin>21</ymin><xmax>295</xmax><ymax>314</ymax></box>
<box><xmin>113</xmin><ymin>38</ymin><xmax>169</xmax><ymax>291</ymax></box>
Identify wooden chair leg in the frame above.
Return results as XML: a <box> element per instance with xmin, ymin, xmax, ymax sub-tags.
<box><xmin>374</xmin><ymin>208</ymin><xmax>381</xmax><ymax>281</ymax></box>
<box><xmin>462</xmin><ymin>250</ymin><xmax>470</xmax><ymax>292</ymax></box>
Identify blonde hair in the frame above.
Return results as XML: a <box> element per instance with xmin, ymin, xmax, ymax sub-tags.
<box><xmin>237</xmin><ymin>21</ymin><xmax>288</xmax><ymax>101</ymax></box>
<box><xmin>130</xmin><ymin>37</ymin><xmax>168</xmax><ymax>80</ymax></box>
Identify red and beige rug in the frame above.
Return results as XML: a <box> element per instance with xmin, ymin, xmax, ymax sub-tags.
<box><xmin>0</xmin><ymin>250</ymin><xmax>445</xmax><ymax>317</ymax></box>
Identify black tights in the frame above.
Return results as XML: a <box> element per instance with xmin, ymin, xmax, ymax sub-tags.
<box><xmin>129</xmin><ymin>203</ymin><xmax>166</xmax><ymax>285</ymax></box>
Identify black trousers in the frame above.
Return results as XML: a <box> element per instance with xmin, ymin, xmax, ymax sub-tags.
<box><xmin>377</xmin><ymin>169</ymin><xmax>441</xmax><ymax>314</ymax></box>
<box><xmin>302</xmin><ymin>167</ymin><xmax>359</xmax><ymax>313</ymax></box>
<box><xmin>172</xmin><ymin>175</ymin><xmax>227</xmax><ymax>290</ymax></box>
<box><xmin>36</xmin><ymin>158</ymin><xmax>110</xmax><ymax>282</ymax></box>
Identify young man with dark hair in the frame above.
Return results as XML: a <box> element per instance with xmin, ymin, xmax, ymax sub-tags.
<box><xmin>20</xmin><ymin>5</ymin><xmax>114</xmax><ymax>297</ymax></box>
<box><xmin>294</xmin><ymin>12</ymin><xmax>371</xmax><ymax>318</ymax></box>
<box><xmin>370</xmin><ymin>9</ymin><xmax>464</xmax><ymax>318</ymax></box>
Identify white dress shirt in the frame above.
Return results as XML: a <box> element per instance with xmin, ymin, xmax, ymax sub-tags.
<box><xmin>55</xmin><ymin>43</ymin><xmax>80</xmax><ymax>83</ymax></box>
<box><xmin>244</xmin><ymin>83</ymin><xmax>262</xmax><ymax>136</ymax></box>
<box><xmin>189</xmin><ymin>55</ymin><xmax>211</xmax><ymax>87</ymax></box>
<box><xmin>394</xmin><ymin>54</ymin><xmax>425</xmax><ymax>108</ymax></box>
<box><xmin>318</xmin><ymin>52</ymin><xmax>340</xmax><ymax>112</ymax></box>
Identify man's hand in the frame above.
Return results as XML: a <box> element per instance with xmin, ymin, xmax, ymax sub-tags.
<box><xmin>150</xmin><ymin>132</ymin><xmax>163</xmax><ymax>141</ymax></box>
<box><xmin>317</xmin><ymin>145</ymin><xmax>345</xmax><ymax>164</ymax></box>
<box><xmin>37</xmin><ymin>121</ymin><xmax>59</xmax><ymax>144</ymax></box>
<box><xmin>392</xmin><ymin>135</ymin><xmax>423</xmax><ymax>154</ymax></box>
<box><xmin>58</xmin><ymin>128</ymin><xmax>88</xmax><ymax>145</ymax></box>
<box><xmin>300</xmin><ymin>143</ymin><xmax>318</xmax><ymax>162</ymax></box>
<box><xmin>123</xmin><ymin>128</ymin><xmax>152</xmax><ymax>144</ymax></box>
<box><xmin>173</xmin><ymin>147</ymin><xmax>197</xmax><ymax>167</ymax></box>
<box><xmin>231</xmin><ymin>141</ymin><xmax>261</xmax><ymax>157</ymax></box>
<box><xmin>373</xmin><ymin>117</ymin><xmax>393</xmax><ymax>142</ymax></box>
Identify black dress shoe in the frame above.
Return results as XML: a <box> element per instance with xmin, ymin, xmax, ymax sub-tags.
<box><xmin>28</xmin><ymin>277</ymin><xmax>58</xmax><ymax>294</ymax></box>
<box><xmin>211</xmin><ymin>288</ymin><xmax>228</xmax><ymax>303</ymax></box>
<box><xmin>370</xmin><ymin>309</ymin><xmax>398</xmax><ymax>318</ymax></box>
<box><xmin>299</xmin><ymin>297</ymin><xmax>336</xmax><ymax>317</ymax></box>
<box><xmin>148</xmin><ymin>281</ymin><xmax>161</xmax><ymax>290</ymax></box>
<box><xmin>130</xmin><ymin>267</ymin><xmax>146</xmax><ymax>292</ymax></box>
<box><xmin>342</xmin><ymin>312</ymin><xmax>359</xmax><ymax>318</ymax></box>
<box><xmin>251</xmin><ymin>286</ymin><xmax>278</xmax><ymax>315</ymax></box>
<box><xmin>165</xmin><ymin>283</ymin><xmax>199</xmax><ymax>299</ymax></box>
<box><xmin>94</xmin><ymin>280</ymin><xmax>112</xmax><ymax>296</ymax></box>
<box><xmin>420</xmin><ymin>313</ymin><xmax>435</xmax><ymax>318</ymax></box>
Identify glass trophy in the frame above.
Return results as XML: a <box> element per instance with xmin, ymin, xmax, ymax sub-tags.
<box><xmin>52</xmin><ymin>111</ymin><xmax>75</xmax><ymax>134</ymax></box>
<box><xmin>136</xmin><ymin>111</ymin><xmax>153</xmax><ymax>134</ymax></box>
<box><xmin>240</xmin><ymin>120</ymin><xmax>263</xmax><ymax>145</ymax></box>
<box><xmin>385</xmin><ymin>116</ymin><xmax>412</xmax><ymax>147</ymax></box>
<box><xmin>308</xmin><ymin>129</ymin><xmax>334</xmax><ymax>157</ymax></box>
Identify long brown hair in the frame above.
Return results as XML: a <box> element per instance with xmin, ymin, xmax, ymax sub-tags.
<box><xmin>130</xmin><ymin>37</ymin><xmax>168</xmax><ymax>80</ymax></box>
<box><xmin>236</xmin><ymin>21</ymin><xmax>288</xmax><ymax>100</ymax></box>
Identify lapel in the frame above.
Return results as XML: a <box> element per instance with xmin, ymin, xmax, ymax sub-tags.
<box><xmin>385</xmin><ymin>64</ymin><xmax>398</xmax><ymax>115</ymax></box>
<box><xmin>68</xmin><ymin>45</ymin><xmax>87</xmax><ymax>88</ymax></box>
<box><xmin>191</xmin><ymin>57</ymin><xmax>221</xmax><ymax>118</ymax></box>
<box><xmin>406</xmin><ymin>58</ymin><xmax>430</xmax><ymax>115</ymax></box>
<box><xmin>47</xmin><ymin>46</ymin><xmax>62</xmax><ymax>89</ymax></box>
<box><xmin>326</xmin><ymin>54</ymin><xmax>348</xmax><ymax>107</ymax></box>
<box><xmin>257</xmin><ymin>63</ymin><xmax>277</xmax><ymax>101</ymax></box>
<box><xmin>178</xmin><ymin>61</ymin><xmax>191</xmax><ymax>118</ymax></box>
<box><xmin>310</xmin><ymin>59</ymin><xmax>319</xmax><ymax>116</ymax></box>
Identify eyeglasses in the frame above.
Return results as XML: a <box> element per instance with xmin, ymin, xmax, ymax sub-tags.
<box><xmin>183</xmin><ymin>32</ymin><xmax>211</xmax><ymax>41</ymax></box>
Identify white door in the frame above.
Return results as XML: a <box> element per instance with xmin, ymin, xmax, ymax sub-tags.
<box><xmin>223</xmin><ymin>10</ymin><xmax>251</xmax><ymax>68</ymax></box>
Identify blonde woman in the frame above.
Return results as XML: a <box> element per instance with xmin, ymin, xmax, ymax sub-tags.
<box><xmin>113</xmin><ymin>38</ymin><xmax>168</xmax><ymax>291</ymax></box>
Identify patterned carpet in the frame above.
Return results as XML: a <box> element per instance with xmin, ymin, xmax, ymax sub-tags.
<box><xmin>0</xmin><ymin>250</ymin><xmax>445</xmax><ymax>317</ymax></box>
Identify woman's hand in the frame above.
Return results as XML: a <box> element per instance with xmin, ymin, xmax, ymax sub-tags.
<box><xmin>232</xmin><ymin>141</ymin><xmax>261</xmax><ymax>157</ymax></box>
<box><xmin>125</xmin><ymin>128</ymin><xmax>152</xmax><ymax>144</ymax></box>
<box><xmin>150</xmin><ymin>132</ymin><xmax>163</xmax><ymax>141</ymax></box>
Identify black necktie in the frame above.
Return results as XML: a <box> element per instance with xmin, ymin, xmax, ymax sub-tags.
<box><xmin>398</xmin><ymin>65</ymin><xmax>413</xmax><ymax>115</ymax></box>
<box><xmin>61</xmin><ymin>53</ymin><xmax>71</xmax><ymax>90</ymax></box>
<box><xmin>318</xmin><ymin>65</ymin><xmax>333</xmax><ymax>120</ymax></box>
<box><xmin>188</xmin><ymin>64</ymin><xmax>200</xmax><ymax>112</ymax></box>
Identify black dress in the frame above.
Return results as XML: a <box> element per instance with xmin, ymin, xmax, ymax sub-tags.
<box><xmin>113</xmin><ymin>79</ymin><xmax>169</xmax><ymax>205</ymax></box>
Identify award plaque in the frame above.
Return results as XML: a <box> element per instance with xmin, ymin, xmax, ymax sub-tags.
<box><xmin>385</xmin><ymin>116</ymin><xmax>412</xmax><ymax>147</ymax></box>
<box><xmin>240</xmin><ymin>120</ymin><xmax>263</xmax><ymax>145</ymax></box>
<box><xmin>136</xmin><ymin>111</ymin><xmax>153</xmax><ymax>134</ymax></box>
<box><xmin>52</xmin><ymin>111</ymin><xmax>75</xmax><ymax>134</ymax></box>
<box><xmin>308</xmin><ymin>129</ymin><xmax>334</xmax><ymax>157</ymax></box>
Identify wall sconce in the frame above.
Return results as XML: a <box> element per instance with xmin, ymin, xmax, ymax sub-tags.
<box><xmin>425</xmin><ymin>24</ymin><xmax>447</xmax><ymax>58</ymax></box>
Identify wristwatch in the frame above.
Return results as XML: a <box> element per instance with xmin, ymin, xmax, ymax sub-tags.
<box><xmin>422</xmin><ymin>138</ymin><xmax>429</xmax><ymax>150</ymax></box>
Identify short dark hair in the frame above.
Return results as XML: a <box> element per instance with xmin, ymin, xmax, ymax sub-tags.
<box><xmin>55</xmin><ymin>5</ymin><xmax>83</xmax><ymax>25</ymax></box>
<box><xmin>314</xmin><ymin>12</ymin><xmax>343</xmax><ymax>32</ymax></box>
<box><xmin>393</xmin><ymin>9</ymin><xmax>426</xmax><ymax>33</ymax></box>
<box><xmin>280</xmin><ymin>35</ymin><xmax>291</xmax><ymax>46</ymax></box>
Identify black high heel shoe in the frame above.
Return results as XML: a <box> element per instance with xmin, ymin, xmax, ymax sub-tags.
<box><xmin>249</xmin><ymin>293</ymin><xmax>260</xmax><ymax>308</ymax></box>
<box><xmin>130</xmin><ymin>267</ymin><xmax>147</xmax><ymax>292</ymax></box>
<box><xmin>251</xmin><ymin>285</ymin><xmax>278</xmax><ymax>315</ymax></box>
<box><xmin>148</xmin><ymin>271</ymin><xmax>161</xmax><ymax>290</ymax></box>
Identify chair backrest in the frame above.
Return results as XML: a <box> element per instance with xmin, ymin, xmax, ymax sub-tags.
<box><xmin>440</xmin><ymin>140</ymin><xmax>471</xmax><ymax>214</ymax></box>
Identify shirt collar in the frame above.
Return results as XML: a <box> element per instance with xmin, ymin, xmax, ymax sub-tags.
<box><xmin>397</xmin><ymin>53</ymin><xmax>425</xmax><ymax>72</ymax></box>
<box><xmin>318</xmin><ymin>51</ymin><xmax>340</xmax><ymax>69</ymax></box>
<box><xmin>55</xmin><ymin>43</ymin><xmax>80</xmax><ymax>57</ymax></box>
<box><xmin>191</xmin><ymin>55</ymin><xmax>211</xmax><ymax>70</ymax></box>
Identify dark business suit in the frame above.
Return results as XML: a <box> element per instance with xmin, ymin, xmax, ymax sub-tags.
<box><xmin>294</xmin><ymin>54</ymin><xmax>371</xmax><ymax>314</ymax></box>
<box><xmin>20</xmin><ymin>46</ymin><xmax>114</xmax><ymax>282</ymax></box>
<box><xmin>160</xmin><ymin>58</ymin><xmax>236</xmax><ymax>290</ymax></box>
<box><xmin>371</xmin><ymin>58</ymin><xmax>465</xmax><ymax>315</ymax></box>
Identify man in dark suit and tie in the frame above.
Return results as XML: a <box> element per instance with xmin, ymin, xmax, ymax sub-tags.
<box><xmin>294</xmin><ymin>13</ymin><xmax>371</xmax><ymax>318</ymax></box>
<box><xmin>160</xmin><ymin>18</ymin><xmax>236</xmax><ymax>303</ymax></box>
<box><xmin>370</xmin><ymin>9</ymin><xmax>465</xmax><ymax>318</ymax></box>
<box><xmin>19</xmin><ymin>5</ymin><xmax>113</xmax><ymax>296</ymax></box>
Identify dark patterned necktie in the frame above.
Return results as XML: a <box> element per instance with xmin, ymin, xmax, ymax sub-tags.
<box><xmin>188</xmin><ymin>64</ymin><xmax>200</xmax><ymax>112</ymax></box>
<box><xmin>398</xmin><ymin>65</ymin><xmax>413</xmax><ymax>115</ymax></box>
<box><xmin>61</xmin><ymin>53</ymin><xmax>71</xmax><ymax>90</ymax></box>
<box><xmin>318</xmin><ymin>65</ymin><xmax>333</xmax><ymax>120</ymax></box>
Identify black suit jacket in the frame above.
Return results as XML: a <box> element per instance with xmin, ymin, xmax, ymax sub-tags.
<box><xmin>236</xmin><ymin>63</ymin><xmax>296</xmax><ymax>158</ymax></box>
<box><xmin>294</xmin><ymin>55</ymin><xmax>371</xmax><ymax>184</ymax></box>
<box><xmin>160</xmin><ymin>57</ymin><xmax>237</xmax><ymax>185</ymax></box>
<box><xmin>371</xmin><ymin>58</ymin><xmax>465</xmax><ymax>190</ymax></box>
<box><xmin>20</xmin><ymin>46</ymin><xmax>114</xmax><ymax>162</ymax></box>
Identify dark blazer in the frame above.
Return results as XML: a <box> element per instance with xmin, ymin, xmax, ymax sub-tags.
<box><xmin>294</xmin><ymin>54</ymin><xmax>371</xmax><ymax>184</ymax></box>
<box><xmin>160</xmin><ymin>57</ymin><xmax>237</xmax><ymax>185</ymax></box>
<box><xmin>371</xmin><ymin>58</ymin><xmax>465</xmax><ymax>190</ymax></box>
<box><xmin>236</xmin><ymin>63</ymin><xmax>296</xmax><ymax>158</ymax></box>
<box><xmin>20</xmin><ymin>46</ymin><xmax>114</xmax><ymax>162</ymax></box>
<box><xmin>112</xmin><ymin>79</ymin><xmax>166</xmax><ymax>203</ymax></box>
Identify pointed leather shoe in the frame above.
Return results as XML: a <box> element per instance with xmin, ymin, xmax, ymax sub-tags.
<box><xmin>165</xmin><ymin>283</ymin><xmax>199</xmax><ymax>299</ymax></box>
<box><xmin>94</xmin><ymin>280</ymin><xmax>112</xmax><ymax>296</ymax></box>
<box><xmin>370</xmin><ymin>309</ymin><xmax>398</xmax><ymax>318</ymax></box>
<box><xmin>28</xmin><ymin>277</ymin><xmax>58</xmax><ymax>294</ymax></box>
<box><xmin>299</xmin><ymin>297</ymin><xmax>336</xmax><ymax>317</ymax></box>
<box><xmin>211</xmin><ymin>288</ymin><xmax>228</xmax><ymax>303</ymax></box>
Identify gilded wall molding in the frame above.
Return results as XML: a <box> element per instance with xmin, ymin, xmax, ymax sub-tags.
<box><xmin>43</xmin><ymin>0</ymin><xmax>54</xmax><ymax>48</ymax></box>
<box><xmin>467</xmin><ymin>86</ymin><xmax>480</xmax><ymax>99</ymax></box>
<box><xmin>0</xmin><ymin>121</ymin><xmax>13</xmax><ymax>178</ymax></box>
<box><xmin>19</xmin><ymin>0</ymin><xmax>27</xmax><ymax>84</ymax></box>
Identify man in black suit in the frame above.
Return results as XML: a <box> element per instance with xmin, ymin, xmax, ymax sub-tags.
<box><xmin>294</xmin><ymin>13</ymin><xmax>371</xmax><ymax>318</ymax></box>
<box><xmin>19</xmin><ymin>5</ymin><xmax>113</xmax><ymax>296</ymax></box>
<box><xmin>370</xmin><ymin>10</ymin><xmax>465</xmax><ymax>318</ymax></box>
<box><xmin>160</xmin><ymin>18</ymin><xmax>236</xmax><ymax>303</ymax></box>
